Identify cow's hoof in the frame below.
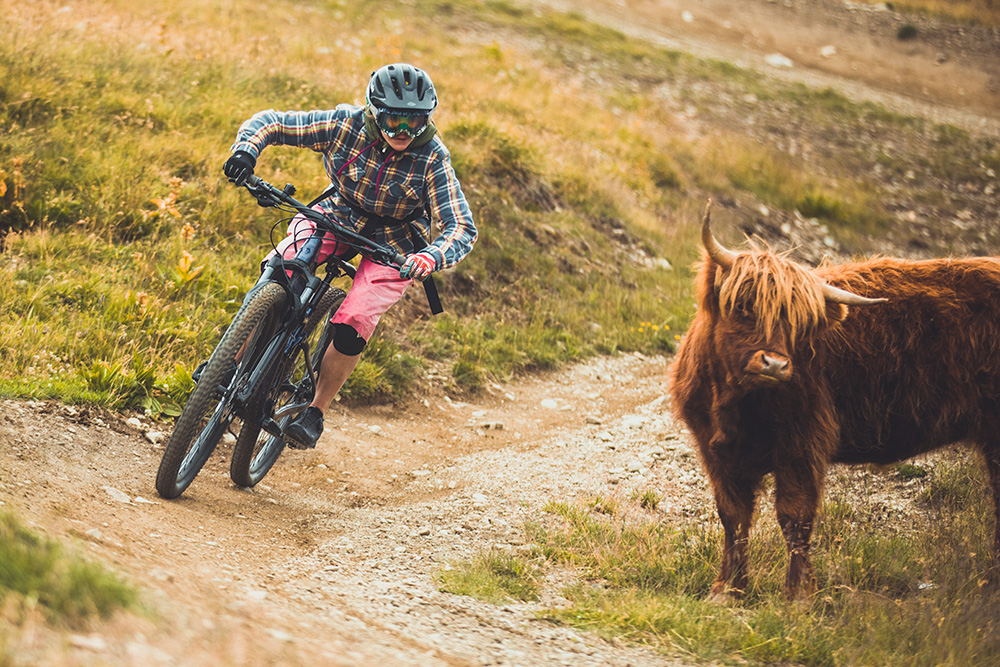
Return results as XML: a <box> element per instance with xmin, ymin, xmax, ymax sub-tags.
<box><xmin>706</xmin><ymin>591</ymin><xmax>730</xmax><ymax>605</ymax></box>
<box><xmin>707</xmin><ymin>584</ymin><xmax>742</xmax><ymax>605</ymax></box>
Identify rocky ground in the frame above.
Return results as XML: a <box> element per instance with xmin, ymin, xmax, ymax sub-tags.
<box><xmin>537</xmin><ymin>0</ymin><xmax>1000</xmax><ymax>262</ymax></box>
<box><xmin>2</xmin><ymin>0</ymin><xmax>998</xmax><ymax>665</ymax></box>
<box><xmin>1</xmin><ymin>353</ymin><xmax>710</xmax><ymax>666</ymax></box>
<box><xmin>0</xmin><ymin>349</ymin><xmax>964</xmax><ymax>666</ymax></box>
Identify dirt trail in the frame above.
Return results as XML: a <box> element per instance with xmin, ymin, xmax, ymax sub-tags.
<box><xmin>1</xmin><ymin>354</ymin><xmax>708</xmax><ymax>666</ymax></box>
<box><xmin>534</xmin><ymin>0</ymin><xmax>1000</xmax><ymax>136</ymax></box>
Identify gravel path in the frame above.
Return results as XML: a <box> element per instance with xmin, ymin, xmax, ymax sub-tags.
<box><xmin>0</xmin><ymin>353</ymin><xmax>712</xmax><ymax>666</ymax></box>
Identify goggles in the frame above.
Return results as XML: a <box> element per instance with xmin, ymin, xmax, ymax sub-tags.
<box><xmin>373</xmin><ymin>108</ymin><xmax>429</xmax><ymax>139</ymax></box>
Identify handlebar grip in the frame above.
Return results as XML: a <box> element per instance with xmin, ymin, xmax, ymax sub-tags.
<box><xmin>392</xmin><ymin>252</ymin><xmax>407</xmax><ymax>267</ymax></box>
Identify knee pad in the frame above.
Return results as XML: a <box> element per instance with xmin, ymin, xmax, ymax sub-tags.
<box><xmin>332</xmin><ymin>323</ymin><xmax>366</xmax><ymax>356</ymax></box>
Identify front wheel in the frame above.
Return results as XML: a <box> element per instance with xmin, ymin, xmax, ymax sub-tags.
<box><xmin>155</xmin><ymin>282</ymin><xmax>287</xmax><ymax>499</ymax></box>
<box><xmin>229</xmin><ymin>287</ymin><xmax>346</xmax><ymax>488</ymax></box>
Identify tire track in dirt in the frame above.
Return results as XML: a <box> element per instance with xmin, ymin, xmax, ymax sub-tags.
<box><xmin>1</xmin><ymin>354</ymin><xmax>707</xmax><ymax>666</ymax></box>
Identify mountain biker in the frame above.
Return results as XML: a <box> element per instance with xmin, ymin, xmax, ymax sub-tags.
<box><xmin>221</xmin><ymin>63</ymin><xmax>477</xmax><ymax>450</ymax></box>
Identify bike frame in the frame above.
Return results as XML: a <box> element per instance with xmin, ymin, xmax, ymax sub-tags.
<box><xmin>156</xmin><ymin>175</ymin><xmax>411</xmax><ymax>498</ymax></box>
<box><xmin>227</xmin><ymin>176</ymin><xmax>406</xmax><ymax>436</ymax></box>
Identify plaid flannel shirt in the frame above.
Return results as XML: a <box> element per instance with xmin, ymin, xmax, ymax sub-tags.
<box><xmin>231</xmin><ymin>106</ymin><xmax>477</xmax><ymax>270</ymax></box>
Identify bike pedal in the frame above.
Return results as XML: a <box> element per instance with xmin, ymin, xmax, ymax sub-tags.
<box><xmin>260</xmin><ymin>417</ymin><xmax>283</xmax><ymax>438</ymax></box>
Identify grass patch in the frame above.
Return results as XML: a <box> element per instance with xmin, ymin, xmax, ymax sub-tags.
<box><xmin>2</xmin><ymin>0</ymin><xmax>995</xmax><ymax>411</ymax></box>
<box><xmin>0</xmin><ymin>511</ymin><xmax>137</xmax><ymax>627</ymax></box>
<box><xmin>436</xmin><ymin>549</ymin><xmax>544</xmax><ymax>604</ymax></box>
<box><xmin>442</xmin><ymin>458</ymin><xmax>999</xmax><ymax>665</ymax></box>
<box><xmin>882</xmin><ymin>0</ymin><xmax>1000</xmax><ymax>27</ymax></box>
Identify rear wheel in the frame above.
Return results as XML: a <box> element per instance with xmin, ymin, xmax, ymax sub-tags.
<box><xmin>155</xmin><ymin>282</ymin><xmax>287</xmax><ymax>499</ymax></box>
<box><xmin>229</xmin><ymin>287</ymin><xmax>346</xmax><ymax>488</ymax></box>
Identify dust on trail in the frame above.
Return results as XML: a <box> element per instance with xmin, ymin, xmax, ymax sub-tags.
<box><xmin>1</xmin><ymin>353</ymin><xmax>708</xmax><ymax>666</ymax></box>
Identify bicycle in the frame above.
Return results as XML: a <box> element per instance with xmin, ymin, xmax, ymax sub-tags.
<box><xmin>155</xmin><ymin>175</ymin><xmax>412</xmax><ymax>499</ymax></box>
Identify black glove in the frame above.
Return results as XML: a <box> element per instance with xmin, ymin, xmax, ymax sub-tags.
<box><xmin>223</xmin><ymin>150</ymin><xmax>256</xmax><ymax>185</ymax></box>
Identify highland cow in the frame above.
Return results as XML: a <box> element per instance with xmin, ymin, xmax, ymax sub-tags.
<box><xmin>669</xmin><ymin>201</ymin><xmax>1000</xmax><ymax>600</ymax></box>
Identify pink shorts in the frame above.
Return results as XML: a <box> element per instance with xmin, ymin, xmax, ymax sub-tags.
<box><xmin>264</xmin><ymin>208</ymin><xmax>412</xmax><ymax>341</ymax></box>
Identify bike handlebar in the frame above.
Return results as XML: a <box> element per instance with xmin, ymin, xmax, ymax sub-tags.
<box><xmin>241</xmin><ymin>175</ymin><xmax>407</xmax><ymax>268</ymax></box>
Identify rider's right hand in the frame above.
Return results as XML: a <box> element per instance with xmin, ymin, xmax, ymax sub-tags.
<box><xmin>223</xmin><ymin>150</ymin><xmax>257</xmax><ymax>185</ymax></box>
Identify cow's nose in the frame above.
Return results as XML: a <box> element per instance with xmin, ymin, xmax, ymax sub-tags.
<box><xmin>746</xmin><ymin>350</ymin><xmax>792</xmax><ymax>381</ymax></box>
<box><xmin>761</xmin><ymin>355</ymin><xmax>790</xmax><ymax>379</ymax></box>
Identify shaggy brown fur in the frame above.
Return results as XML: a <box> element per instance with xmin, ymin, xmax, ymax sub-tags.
<box><xmin>670</xmin><ymin>247</ymin><xmax>1000</xmax><ymax>600</ymax></box>
<box><xmin>715</xmin><ymin>250</ymin><xmax>830</xmax><ymax>345</ymax></box>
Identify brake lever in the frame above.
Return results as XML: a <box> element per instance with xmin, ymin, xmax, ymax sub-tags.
<box><xmin>255</xmin><ymin>193</ymin><xmax>278</xmax><ymax>208</ymax></box>
<box><xmin>241</xmin><ymin>176</ymin><xmax>278</xmax><ymax>208</ymax></box>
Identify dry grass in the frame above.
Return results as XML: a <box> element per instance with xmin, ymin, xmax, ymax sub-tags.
<box><xmin>879</xmin><ymin>0</ymin><xmax>1000</xmax><ymax>27</ymax></box>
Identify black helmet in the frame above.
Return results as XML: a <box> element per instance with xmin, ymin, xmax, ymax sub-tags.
<box><xmin>366</xmin><ymin>63</ymin><xmax>438</xmax><ymax>114</ymax></box>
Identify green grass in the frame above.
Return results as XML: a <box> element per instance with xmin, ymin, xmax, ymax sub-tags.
<box><xmin>441</xmin><ymin>458</ymin><xmax>999</xmax><ymax>666</ymax></box>
<box><xmin>0</xmin><ymin>0</ymin><xmax>699</xmax><ymax>410</ymax></box>
<box><xmin>2</xmin><ymin>0</ymin><xmax>996</xmax><ymax>412</ymax></box>
<box><xmin>0</xmin><ymin>511</ymin><xmax>137</xmax><ymax>627</ymax></box>
<box><xmin>436</xmin><ymin>549</ymin><xmax>544</xmax><ymax>604</ymax></box>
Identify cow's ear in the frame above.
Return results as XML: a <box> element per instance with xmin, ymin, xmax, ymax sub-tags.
<box><xmin>826</xmin><ymin>301</ymin><xmax>849</xmax><ymax>322</ymax></box>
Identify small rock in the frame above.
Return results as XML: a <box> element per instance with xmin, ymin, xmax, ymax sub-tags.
<box><xmin>266</xmin><ymin>629</ymin><xmax>294</xmax><ymax>642</ymax></box>
<box><xmin>102</xmin><ymin>486</ymin><xmax>132</xmax><ymax>503</ymax></box>
<box><xmin>820</xmin><ymin>45</ymin><xmax>836</xmax><ymax>57</ymax></box>
<box><xmin>622</xmin><ymin>415</ymin><xmax>646</xmax><ymax>429</ymax></box>
<box><xmin>125</xmin><ymin>417</ymin><xmax>142</xmax><ymax>429</ymax></box>
<box><xmin>70</xmin><ymin>634</ymin><xmax>107</xmax><ymax>651</ymax></box>
<box><xmin>145</xmin><ymin>430</ymin><xmax>166</xmax><ymax>444</ymax></box>
<box><xmin>765</xmin><ymin>53</ymin><xmax>793</xmax><ymax>68</ymax></box>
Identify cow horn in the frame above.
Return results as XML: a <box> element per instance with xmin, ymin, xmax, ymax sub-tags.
<box><xmin>820</xmin><ymin>283</ymin><xmax>888</xmax><ymax>306</ymax></box>
<box><xmin>701</xmin><ymin>199</ymin><xmax>737</xmax><ymax>270</ymax></box>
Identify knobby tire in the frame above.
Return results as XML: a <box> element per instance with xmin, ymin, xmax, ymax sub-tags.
<box><xmin>229</xmin><ymin>287</ymin><xmax>346</xmax><ymax>488</ymax></box>
<box><xmin>155</xmin><ymin>282</ymin><xmax>287</xmax><ymax>499</ymax></box>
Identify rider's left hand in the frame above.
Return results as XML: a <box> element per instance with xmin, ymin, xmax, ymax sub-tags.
<box><xmin>399</xmin><ymin>251</ymin><xmax>436</xmax><ymax>280</ymax></box>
